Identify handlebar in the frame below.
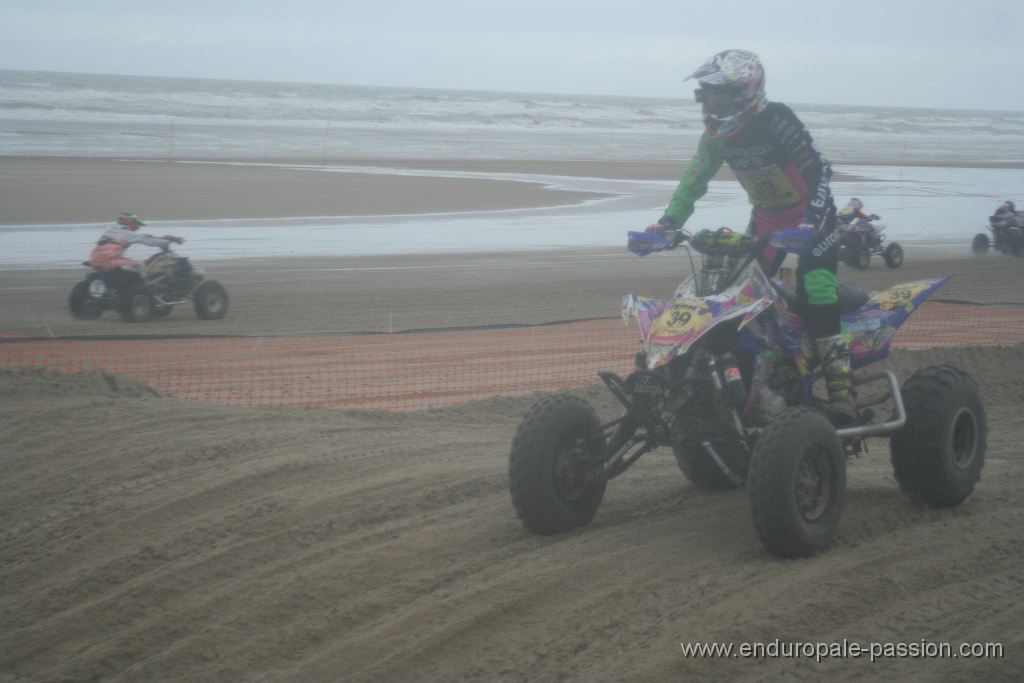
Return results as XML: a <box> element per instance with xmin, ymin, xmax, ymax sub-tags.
<box><xmin>629</xmin><ymin>227</ymin><xmax>758</xmax><ymax>257</ymax></box>
<box><xmin>630</xmin><ymin>225</ymin><xmax>811</xmax><ymax>258</ymax></box>
<box><xmin>678</xmin><ymin>227</ymin><xmax>761</xmax><ymax>257</ymax></box>
<box><xmin>158</xmin><ymin>235</ymin><xmax>185</xmax><ymax>250</ymax></box>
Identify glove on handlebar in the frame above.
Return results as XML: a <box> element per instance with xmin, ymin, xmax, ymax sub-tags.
<box><xmin>645</xmin><ymin>215</ymin><xmax>683</xmax><ymax>246</ymax></box>
<box><xmin>796</xmin><ymin>210</ymin><xmax>820</xmax><ymax>240</ymax></box>
<box><xmin>691</xmin><ymin>228</ymin><xmax>753</xmax><ymax>256</ymax></box>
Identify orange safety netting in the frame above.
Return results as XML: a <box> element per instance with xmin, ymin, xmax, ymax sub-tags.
<box><xmin>2</xmin><ymin>301</ymin><xmax>1022</xmax><ymax>410</ymax></box>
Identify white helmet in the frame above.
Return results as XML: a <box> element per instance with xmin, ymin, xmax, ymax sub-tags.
<box><xmin>688</xmin><ymin>49</ymin><xmax>767</xmax><ymax>138</ymax></box>
<box><xmin>847</xmin><ymin>198</ymin><xmax>863</xmax><ymax>210</ymax></box>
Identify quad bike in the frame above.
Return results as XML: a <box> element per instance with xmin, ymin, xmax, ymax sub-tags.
<box><xmin>972</xmin><ymin>211</ymin><xmax>1024</xmax><ymax>257</ymax></box>
<box><xmin>68</xmin><ymin>244</ymin><xmax>229</xmax><ymax>323</ymax></box>
<box><xmin>838</xmin><ymin>218</ymin><xmax>903</xmax><ymax>269</ymax></box>
<box><xmin>508</xmin><ymin>227</ymin><xmax>985</xmax><ymax>558</ymax></box>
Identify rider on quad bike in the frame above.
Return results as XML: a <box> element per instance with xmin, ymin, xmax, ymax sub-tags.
<box><xmin>837</xmin><ymin>198</ymin><xmax>879</xmax><ymax>228</ymax></box>
<box><xmin>990</xmin><ymin>200</ymin><xmax>1023</xmax><ymax>231</ymax></box>
<box><xmin>644</xmin><ymin>49</ymin><xmax>855</xmax><ymax>425</ymax></box>
<box><xmin>974</xmin><ymin>200</ymin><xmax>1024</xmax><ymax>256</ymax></box>
<box><xmin>90</xmin><ymin>213</ymin><xmax>185</xmax><ymax>286</ymax></box>
<box><xmin>71</xmin><ymin>212</ymin><xmax>227</xmax><ymax>324</ymax></box>
<box><xmin>835</xmin><ymin>198</ymin><xmax>902</xmax><ymax>269</ymax></box>
<box><xmin>989</xmin><ymin>201</ymin><xmax>1024</xmax><ymax>250</ymax></box>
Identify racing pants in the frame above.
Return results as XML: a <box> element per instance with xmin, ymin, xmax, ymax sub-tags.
<box><xmin>89</xmin><ymin>243</ymin><xmax>143</xmax><ymax>274</ymax></box>
<box><xmin>750</xmin><ymin>205</ymin><xmax>842</xmax><ymax>338</ymax></box>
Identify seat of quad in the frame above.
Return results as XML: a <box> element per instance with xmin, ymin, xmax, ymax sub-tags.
<box><xmin>773</xmin><ymin>278</ymin><xmax>870</xmax><ymax>314</ymax></box>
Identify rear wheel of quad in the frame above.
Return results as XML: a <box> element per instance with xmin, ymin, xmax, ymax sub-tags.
<box><xmin>843</xmin><ymin>236</ymin><xmax>870</xmax><ymax>270</ymax></box>
<box><xmin>508</xmin><ymin>394</ymin><xmax>607</xmax><ymax>535</ymax></box>
<box><xmin>971</xmin><ymin>233</ymin><xmax>989</xmax><ymax>255</ymax></box>
<box><xmin>852</xmin><ymin>245</ymin><xmax>870</xmax><ymax>270</ymax></box>
<box><xmin>119</xmin><ymin>283</ymin><xmax>154</xmax><ymax>323</ymax></box>
<box><xmin>884</xmin><ymin>242</ymin><xmax>904</xmax><ymax>268</ymax></box>
<box><xmin>1011</xmin><ymin>234</ymin><xmax>1024</xmax><ymax>257</ymax></box>
<box><xmin>69</xmin><ymin>280</ymin><xmax>103</xmax><ymax>320</ymax></box>
<box><xmin>890</xmin><ymin>366</ymin><xmax>986</xmax><ymax>507</ymax></box>
<box><xmin>674</xmin><ymin>445</ymin><xmax>739</xmax><ymax>491</ymax></box>
<box><xmin>194</xmin><ymin>280</ymin><xmax>229</xmax><ymax>320</ymax></box>
<box><xmin>748</xmin><ymin>407</ymin><xmax>846</xmax><ymax>558</ymax></box>
<box><xmin>841</xmin><ymin>238</ymin><xmax>856</xmax><ymax>266</ymax></box>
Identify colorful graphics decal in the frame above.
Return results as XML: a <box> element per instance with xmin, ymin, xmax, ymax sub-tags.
<box><xmin>845</xmin><ymin>276</ymin><xmax>951</xmax><ymax>368</ymax></box>
<box><xmin>625</xmin><ymin>265</ymin><xmax>950</xmax><ymax>373</ymax></box>
<box><xmin>624</xmin><ymin>271</ymin><xmax>775</xmax><ymax>368</ymax></box>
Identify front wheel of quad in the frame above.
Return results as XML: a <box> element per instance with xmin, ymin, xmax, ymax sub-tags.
<box><xmin>884</xmin><ymin>242</ymin><xmax>904</xmax><ymax>268</ymax></box>
<box><xmin>119</xmin><ymin>283</ymin><xmax>154</xmax><ymax>323</ymax></box>
<box><xmin>508</xmin><ymin>394</ymin><xmax>607</xmax><ymax>535</ymax></box>
<box><xmin>890</xmin><ymin>366</ymin><xmax>986</xmax><ymax>507</ymax></box>
<box><xmin>748</xmin><ymin>407</ymin><xmax>846</xmax><ymax>558</ymax></box>
<box><xmin>972</xmin><ymin>233</ymin><xmax>989</xmax><ymax>255</ymax></box>
<box><xmin>194</xmin><ymin>280</ymin><xmax>229</xmax><ymax>320</ymax></box>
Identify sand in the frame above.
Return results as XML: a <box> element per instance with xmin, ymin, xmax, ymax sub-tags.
<box><xmin>0</xmin><ymin>157</ymin><xmax>614</xmax><ymax>225</ymax></box>
<box><xmin>2</xmin><ymin>247</ymin><xmax>1023</xmax><ymax>340</ymax></box>
<box><xmin>11</xmin><ymin>155</ymin><xmax>1015</xmax><ymax>226</ymax></box>
<box><xmin>2</xmin><ymin>157</ymin><xmax>1023</xmax><ymax>682</ymax></box>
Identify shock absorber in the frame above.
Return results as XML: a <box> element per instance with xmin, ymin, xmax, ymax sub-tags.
<box><xmin>717</xmin><ymin>352</ymin><xmax>747</xmax><ymax>409</ymax></box>
<box><xmin>704</xmin><ymin>351</ymin><xmax>748</xmax><ymax>439</ymax></box>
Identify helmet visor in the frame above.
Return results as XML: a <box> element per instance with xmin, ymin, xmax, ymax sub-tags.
<box><xmin>695</xmin><ymin>85</ymin><xmax>747</xmax><ymax>120</ymax></box>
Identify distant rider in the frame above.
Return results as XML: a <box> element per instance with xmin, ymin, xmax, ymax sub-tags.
<box><xmin>836</xmin><ymin>198</ymin><xmax>880</xmax><ymax>227</ymax></box>
<box><xmin>644</xmin><ymin>49</ymin><xmax>856</xmax><ymax>425</ymax></box>
<box><xmin>989</xmin><ymin>200</ymin><xmax>1023</xmax><ymax>232</ymax></box>
<box><xmin>836</xmin><ymin>198</ymin><xmax>882</xmax><ymax>246</ymax></box>
<box><xmin>90</xmin><ymin>213</ymin><xmax>185</xmax><ymax>275</ymax></box>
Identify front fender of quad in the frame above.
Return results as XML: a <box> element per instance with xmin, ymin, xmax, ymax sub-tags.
<box><xmin>623</xmin><ymin>294</ymin><xmax>767</xmax><ymax>369</ymax></box>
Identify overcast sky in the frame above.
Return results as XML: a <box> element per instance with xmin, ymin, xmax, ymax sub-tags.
<box><xmin>3</xmin><ymin>0</ymin><xmax>1023</xmax><ymax>111</ymax></box>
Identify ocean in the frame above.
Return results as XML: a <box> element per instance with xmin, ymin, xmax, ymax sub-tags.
<box><xmin>5</xmin><ymin>69</ymin><xmax>1024</xmax><ymax>164</ymax></box>
<box><xmin>2</xmin><ymin>70</ymin><xmax>1023</xmax><ymax>266</ymax></box>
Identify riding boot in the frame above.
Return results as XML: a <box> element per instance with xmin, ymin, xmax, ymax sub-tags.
<box><xmin>815</xmin><ymin>333</ymin><xmax>857</xmax><ymax>426</ymax></box>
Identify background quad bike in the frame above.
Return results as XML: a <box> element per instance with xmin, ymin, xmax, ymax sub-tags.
<box><xmin>839</xmin><ymin>231</ymin><xmax>904</xmax><ymax>270</ymax></box>
<box><xmin>69</xmin><ymin>270</ymin><xmax>229</xmax><ymax>323</ymax></box>
<box><xmin>972</xmin><ymin>228</ymin><xmax>1024</xmax><ymax>257</ymax></box>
